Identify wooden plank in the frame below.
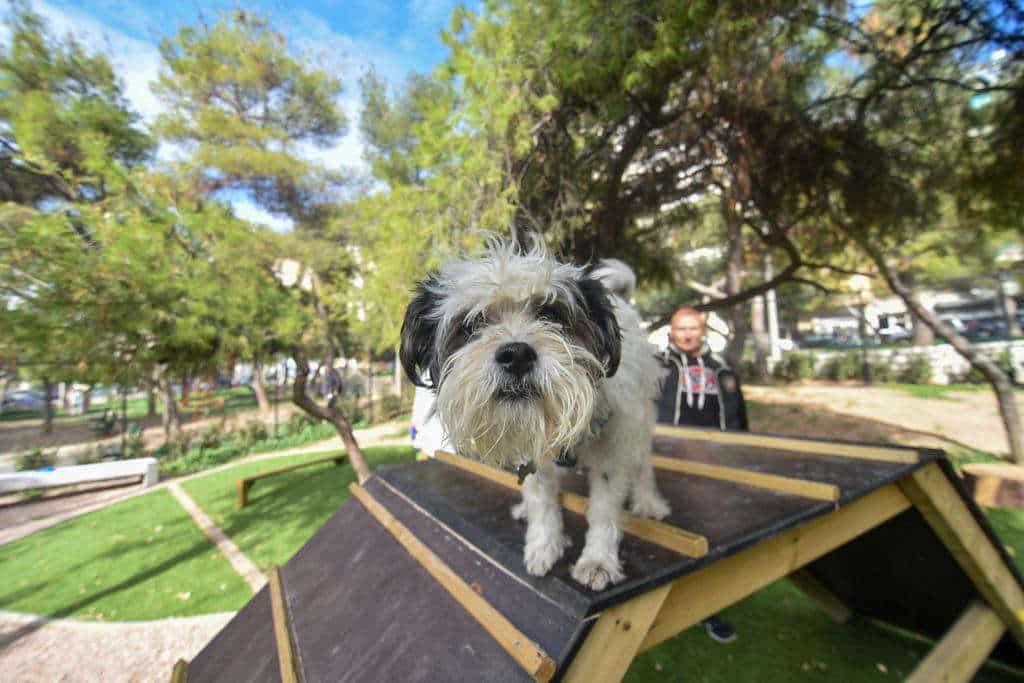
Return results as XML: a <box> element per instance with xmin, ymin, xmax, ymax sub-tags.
<box><xmin>350</xmin><ymin>483</ymin><xmax>557</xmax><ymax>682</ymax></box>
<box><xmin>236</xmin><ymin>453</ymin><xmax>347</xmax><ymax>509</ymax></box>
<box><xmin>787</xmin><ymin>569</ymin><xmax>852</xmax><ymax>623</ymax></box>
<box><xmin>655</xmin><ymin>424</ymin><xmax>919</xmax><ymax>464</ymax></box>
<box><xmin>268</xmin><ymin>565</ymin><xmax>303</xmax><ymax>683</ymax></box>
<box><xmin>906</xmin><ymin>601</ymin><xmax>1006</xmax><ymax>683</ymax></box>
<box><xmin>640</xmin><ymin>483</ymin><xmax>911</xmax><ymax>652</ymax></box>
<box><xmin>564</xmin><ymin>584</ymin><xmax>672</xmax><ymax>683</ymax></box>
<box><xmin>899</xmin><ymin>463</ymin><xmax>1024</xmax><ymax>650</ymax></box>
<box><xmin>170</xmin><ymin>659</ymin><xmax>189</xmax><ymax>683</ymax></box>
<box><xmin>651</xmin><ymin>454</ymin><xmax>841</xmax><ymax>502</ymax></box>
<box><xmin>434</xmin><ymin>451</ymin><xmax>708</xmax><ymax>558</ymax></box>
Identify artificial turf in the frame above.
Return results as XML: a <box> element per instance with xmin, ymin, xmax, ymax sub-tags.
<box><xmin>0</xmin><ymin>489</ymin><xmax>252</xmax><ymax>620</ymax></box>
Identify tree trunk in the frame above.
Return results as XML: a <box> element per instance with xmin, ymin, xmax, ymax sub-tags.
<box><xmin>903</xmin><ymin>273</ymin><xmax>935</xmax><ymax>346</ymax></box>
<box><xmin>181</xmin><ymin>370</ymin><xmax>190</xmax><ymax>403</ymax></box>
<box><xmin>859</xmin><ymin>238</ymin><xmax>1024</xmax><ymax>463</ymax></box>
<box><xmin>42</xmin><ymin>377</ymin><xmax>54</xmax><ymax>435</ymax></box>
<box><xmin>82</xmin><ymin>385</ymin><xmax>93</xmax><ymax>413</ymax></box>
<box><xmin>147</xmin><ymin>382</ymin><xmax>157</xmax><ymax>418</ymax></box>
<box><xmin>722</xmin><ymin>190</ymin><xmax>748</xmax><ymax>370</ymax></box>
<box><xmin>292</xmin><ymin>350</ymin><xmax>372</xmax><ymax>483</ymax></box>
<box><xmin>162</xmin><ymin>381</ymin><xmax>181</xmax><ymax>439</ymax></box>
<box><xmin>250</xmin><ymin>360</ymin><xmax>272</xmax><ymax>413</ymax></box>
<box><xmin>750</xmin><ymin>293</ymin><xmax>769</xmax><ymax>375</ymax></box>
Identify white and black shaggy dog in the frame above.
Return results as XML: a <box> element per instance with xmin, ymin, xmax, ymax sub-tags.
<box><xmin>399</xmin><ymin>239</ymin><xmax>669</xmax><ymax>591</ymax></box>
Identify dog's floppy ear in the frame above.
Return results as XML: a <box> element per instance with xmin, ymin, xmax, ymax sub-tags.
<box><xmin>400</xmin><ymin>278</ymin><xmax>441</xmax><ymax>388</ymax></box>
<box><xmin>577</xmin><ymin>274</ymin><xmax>622</xmax><ymax>377</ymax></box>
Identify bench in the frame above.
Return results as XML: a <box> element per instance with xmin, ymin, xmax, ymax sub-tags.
<box><xmin>236</xmin><ymin>453</ymin><xmax>348</xmax><ymax>510</ymax></box>
<box><xmin>0</xmin><ymin>457</ymin><xmax>159</xmax><ymax>495</ymax></box>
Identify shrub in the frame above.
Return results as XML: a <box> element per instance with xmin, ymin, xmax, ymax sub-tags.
<box><xmin>899</xmin><ymin>354</ymin><xmax>933</xmax><ymax>384</ymax></box>
<box><xmin>772</xmin><ymin>352</ymin><xmax>816</xmax><ymax>383</ymax></box>
<box><xmin>196</xmin><ymin>422</ymin><xmax>226</xmax><ymax>451</ymax></box>
<box><xmin>288</xmin><ymin>411</ymin><xmax>321</xmax><ymax>435</ymax></box>
<box><xmin>377</xmin><ymin>394</ymin><xmax>405</xmax><ymax>420</ymax></box>
<box><xmin>739</xmin><ymin>359</ymin><xmax>767</xmax><ymax>384</ymax></box>
<box><xmin>238</xmin><ymin>419</ymin><xmax>269</xmax><ymax>449</ymax></box>
<box><xmin>821</xmin><ymin>352</ymin><xmax>861</xmax><ymax>381</ymax></box>
<box><xmin>124</xmin><ymin>430</ymin><xmax>146</xmax><ymax>459</ymax></box>
<box><xmin>868</xmin><ymin>358</ymin><xmax>896</xmax><ymax>383</ymax></box>
<box><xmin>16</xmin><ymin>448</ymin><xmax>55</xmax><ymax>471</ymax></box>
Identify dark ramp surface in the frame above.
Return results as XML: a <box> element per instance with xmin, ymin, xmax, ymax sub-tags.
<box><xmin>184</xmin><ymin>432</ymin><xmax>1024</xmax><ymax>680</ymax></box>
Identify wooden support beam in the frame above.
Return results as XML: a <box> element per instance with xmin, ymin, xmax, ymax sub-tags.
<box><xmin>787</xmin><ymin>568</ymin><xmax>852</xmax><ymax>623</ymax></box>
<box><xmin>268</xmin><ymin>565</ymin><xmax>302</xmax><ymax>683</ymax></box>
<box><xmin>236</xmin><ymin>453</ymin><xmax>348</xmax><ymax>509</ymax></box>
<box><xmin>236</xmin><ymin>480</ymin><xmax>251</xmax><ymax>510</ymax></box>
<box><xmin>434</xmin><ymin>451</ymin><xmax>708</xmax><ymax>558</ymax></box>
<box><xmin>906</xmin><ymin>601</ymin><xmax>1006</xmax><ymax>683</ymax></box>
<box><xmin>564</xmin><ymin>584</ymin><xmax>672</xmax><ymax>683</ymax></box>
<box><xmin>651</xmin><ymin>454</ymin><xmax>841</xmax><ymax>502</ymax></box>
<box><xmin>655</xmin><ymin>425</ymin><xmax>919</xmax><ymax>464</ymax></box>
<box><xmin>899</xmin><ymin>463</ymin><xmax>1024</xmax><ymax>650</ymax></box>
<box><xmin>170</xmin><ymin>659</ymin><xmax>189</xmax><ymax>683</ymax></box>
<box><xmin>350</xmin><ymin>483</ymin><xmax>557</xmax><ymax>682</ymax></box>
<box><xmin>639</xmin><ymin>484</ymin><xmax>911</xmax><ymax>652</ymax></box>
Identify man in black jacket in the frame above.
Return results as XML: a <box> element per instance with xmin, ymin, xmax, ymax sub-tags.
<box><xmin>656</xmin><ymin>306</ymin><xmax>748</xmax><ymax>643</ymax></box>
<box><xmin>657</xmin><ymin>306</ymin><xmax>748</xmax><ymax>431</ymax></box>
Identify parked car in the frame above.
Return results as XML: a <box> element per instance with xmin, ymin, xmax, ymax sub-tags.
<box><xmin>877</xmin><ymin>323</ymin><xmax>912</xmax><ymax>344</ymax></box>
<box><xmin>1</xmin><ymin>390</ymin><xmax>46</xmax><ymax>413</ymax></box>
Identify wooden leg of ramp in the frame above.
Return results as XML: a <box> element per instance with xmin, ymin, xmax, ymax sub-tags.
<box><xmin>564</xmin><ymin>584</ymin><xmax>672</xmax><ymax>683</ymax></box>
<box><xmin>899</xmin><ymin>463</ymin><xmax>1024</xmax><ymax>650</ymax></box>
<box><xmin>906</xmin><ymin>601</ymin><xmax>1006</xmax><ymax>683</ymax></box>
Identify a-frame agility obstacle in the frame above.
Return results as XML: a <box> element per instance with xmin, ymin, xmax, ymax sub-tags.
<box><xmin>173</xmin><ymin>425</ymin><xmax>1024</xmax><ymax>682</ymax></box>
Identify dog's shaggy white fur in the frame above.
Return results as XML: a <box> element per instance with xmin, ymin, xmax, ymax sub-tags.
<box><xmin>400</xmin><ymin>240</ymin><xmax>669</xmax><ymax>590</ymax></box>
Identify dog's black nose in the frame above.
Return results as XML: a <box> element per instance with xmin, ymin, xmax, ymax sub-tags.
<box><xmin>495</xmin><ymin>342</ymin><xmax>537</xmax><ymax>377</ymax></box>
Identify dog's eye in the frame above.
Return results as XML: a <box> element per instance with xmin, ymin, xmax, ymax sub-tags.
<box><xmin>537</xmin><ymin>302</ymin><xmax>564</xmax><ymax>324</ymax></box>
<box><xmin>463</xmin><ymin>311</ymin><xmax>489</xmax><ymax>336</ymax></box>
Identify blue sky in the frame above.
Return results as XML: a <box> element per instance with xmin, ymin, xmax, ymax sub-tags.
<box><xmin>11</xmin><ymin>0</ymin><xmax>464</xmax><ymax>227</ymax></box>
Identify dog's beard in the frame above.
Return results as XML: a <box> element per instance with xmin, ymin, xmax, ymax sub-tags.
<box><xmin>435</xmin><ymin>325</ymin><xmax>603</xmax><ymax>467</ymax></box>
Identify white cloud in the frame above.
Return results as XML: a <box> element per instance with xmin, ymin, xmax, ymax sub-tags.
<box><xmin>33</xmin><ymin>1</ymin><xmax>165</xmax><ymax>123</ymax></box>
<box><xmin>231</xmin><ymin>196</ymin><xmax>295</xmax><ymax>233</ymax></box>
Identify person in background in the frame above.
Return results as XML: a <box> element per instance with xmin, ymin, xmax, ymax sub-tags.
<box><xmin>656</xmin><ymin>305</ymin><xmax>748</xmax><ymax>643</ymax></box>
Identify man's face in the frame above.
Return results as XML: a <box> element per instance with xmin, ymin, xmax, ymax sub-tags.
<box><xmin>670</xmin><ymin>313</ymin><xmax>705</xmax><ymax>355</ymax></box>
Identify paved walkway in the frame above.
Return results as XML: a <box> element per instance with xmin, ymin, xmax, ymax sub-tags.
<box><xmin>167</xmin><ymin>483</ymin><xmax>266</xmax><ymax>592</ymax></box>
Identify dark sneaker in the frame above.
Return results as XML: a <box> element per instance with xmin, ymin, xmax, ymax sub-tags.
<box><xmin>703</xmin><ymin>615</ymin><xmax>737</xmax><ymax>644</ymax></box>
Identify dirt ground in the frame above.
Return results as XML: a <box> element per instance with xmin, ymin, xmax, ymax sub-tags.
<box><xmin>744</xmin><ymin>382</ymin><xmax>1023</xmax><ymax>457</ymax></box>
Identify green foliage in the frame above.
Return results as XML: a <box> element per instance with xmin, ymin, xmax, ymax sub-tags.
<box><xmin>16</xmin><ymin>447</ymin><xmax>54</xmax><ymax>471</ymax></box>
<box><xmin>821</xmin><ymin>353</ymin><xmax>862</xmax><ymax>382</ymax></box>
<box><xmin>772</xmin><ymin>352</ymin><xmax>817</xmax><ymax>383</ymax></box>
<box><xmin>898</xmin><ymin>355</ymin><xmax>933</xmax><ymax>385</ymax></box>
<box><xmin>238</xmin><ymin>419</ymin><xmax>269</xmax><ymax>450</ymax></box>
<box><xmin>868</xmin><ymin>359</ymin><xmax>897</xmax><ymax>383</ymax></box>
<box><xmin>376</xmin><ymin>394</ymin><xmax>407</xmax><ymax>421</ymax></box>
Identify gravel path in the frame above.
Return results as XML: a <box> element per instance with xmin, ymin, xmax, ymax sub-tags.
<box><xmin>0</xmin><ymin>610</ymin><xmax>234</xmax><ymax>682</ymax></box>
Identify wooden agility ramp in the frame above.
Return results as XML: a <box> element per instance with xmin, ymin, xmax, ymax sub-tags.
<box><xmin>174</xmin><ymin>425</ymin><xmax>1024</xmax><ymax>682</ymax></box>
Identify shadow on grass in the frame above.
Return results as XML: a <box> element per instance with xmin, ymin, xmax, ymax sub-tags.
<box><xmin>0</xmin><ymin>539</ymin><xmax>213</xmax><ymax>653</ymax></box>
<box><xmin>184</xmin><ymin>447</ymin><xmax>417</xmax><ymax>569</ymax></box>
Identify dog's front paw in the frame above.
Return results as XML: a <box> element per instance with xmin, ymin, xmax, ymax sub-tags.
<box><xmin>524</xmin><ymin>533</ymin><xmax>571</xmax><ymax>576</ymax></box>
<box><xmin>630</xmin><ymin>493</ymin><xmax>671</xmax><ymax>521</ymax></box>
<box><xmin>510</xmin><ymin>501</ymin><xmax>527</xmax><ymax>521</ymax></box>
<box><xmin>571</xmin><ymin>555</ymin><xmax>625</xmax><ymax>591</ymax></box>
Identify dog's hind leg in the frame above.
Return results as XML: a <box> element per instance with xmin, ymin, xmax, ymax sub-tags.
<box><xmin>571</xmin><ymin>461</ymin><xmax>629</xmax><ymax>590</ymax></box>
<box><xmin>629</xmin><ymin>456</ymin><xmax>671</xmax><ymax>520</ymax></box>
<box><xmin>521</xmin><ymin>462</ymin><xmax>570</xmax><ymax>576</ymax></box>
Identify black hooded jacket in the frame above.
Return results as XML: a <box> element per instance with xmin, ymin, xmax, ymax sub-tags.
<box><xmin>655</xmin><ymin>345</ymin><xmax>748</xmax><ymax>431</ymax></box>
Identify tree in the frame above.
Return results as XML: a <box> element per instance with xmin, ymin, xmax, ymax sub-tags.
<box><xmin>152</xmin><ymin>10</ymin><xmax>374</xmax><ymax>480</ymax></box>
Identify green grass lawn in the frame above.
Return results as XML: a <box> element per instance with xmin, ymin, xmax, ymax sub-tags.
<box><xmin>885</xmin><ymin>382</ymin><xmax>995</xmax><ymax>401</ymax></box>
<box><xmin>627</xmin><ymin>579</ymin><xmax>1023</xmax><ymax>682</ymax></box>
<box><xmin>181</xmin><ymin>445</ymin><xmax>418</xmax><ymax>569</ymax></box>
<box><xmin>0</xmin><ymin>489</ymin><xmax>252</xmax><ymax>620</ymax></box>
